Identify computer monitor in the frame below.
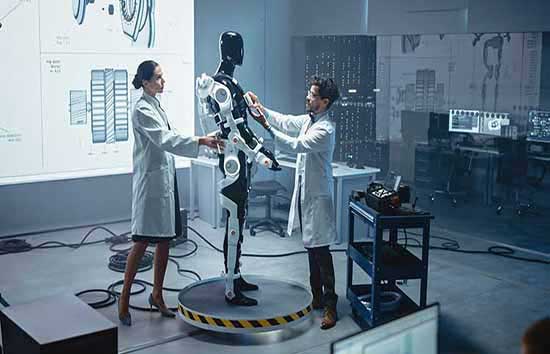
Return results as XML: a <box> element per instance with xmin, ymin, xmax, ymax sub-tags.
<box><xmin>331</xmin><ymin>304</ymin><xmax>439</xmax><ymax>354</ymax></box>
<box><xmin>449</xmin><ymin>109</ymin><xmax>480</xmax><ymax>133</ymax></box>
<box><xmin>527</xmin><ymin>110</ymin><xmax>550</xmax><ymax>143</ymax></box>
<box><xmin>479</xmin><ymin>112</ymin><xmax>510</xmax><ymax>136</ymax></box>
<box><xmin>428</xmin><ymin>112</ymin><xmax>450</xmax><ymax>141</ymax></box>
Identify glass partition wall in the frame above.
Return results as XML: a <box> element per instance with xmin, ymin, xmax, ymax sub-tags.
<box><xmin>289</xmin><ymin>32</ymin><xmax>550</xmax><ymax>252</ymax></box>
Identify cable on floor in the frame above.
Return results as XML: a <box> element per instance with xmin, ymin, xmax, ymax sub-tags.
<box><xmin>399</xmin><ymin>230</ymin><xmax>549</xmax><ymax>265</ymax></box>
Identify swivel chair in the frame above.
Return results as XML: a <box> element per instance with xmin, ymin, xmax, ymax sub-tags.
<box><xmin>430</xmin><ymin>147</ymin><xmax>474</xmax><ymax>207</ymax></box>
<box><xmin>248</xmin><ymin>180</ymin><xmax>288</xmax><ymax>237</ymax></box>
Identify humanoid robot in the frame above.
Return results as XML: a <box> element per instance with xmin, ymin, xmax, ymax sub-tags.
<box><xmin>196</xmin><ymin>31</ymin><xmax>280</xmax><ymax>306</ymax></box>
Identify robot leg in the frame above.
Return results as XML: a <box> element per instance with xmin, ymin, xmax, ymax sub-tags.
<box><xmin>220</xmin><ymin>194</ymin><xmax>240</xmax><ymax>300</ymax></box>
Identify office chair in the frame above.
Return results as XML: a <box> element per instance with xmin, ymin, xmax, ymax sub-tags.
<box><xmin>247</xmin><ymin>180</ymin><xmax>288</xmax><ymax>237</ymax></box>
<box><xmin>243</xmin><ymin>137</ymin><xmax>289</xmax><ymax>236</ymax></box>
<box><xmin>495</xmin><ymin>138</ymin><xmax>540</xmax><ymax>216</ymax></box>
<box><xmin>430</xmin><ymin>147</ymin><xmax>474</xmax><ymax>207</ymax></box>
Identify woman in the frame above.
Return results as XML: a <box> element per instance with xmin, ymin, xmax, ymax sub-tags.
<box><xmin>118</xmin><ymin>60</ymin><xmax>222</xmax><ymax>326</ymax></box>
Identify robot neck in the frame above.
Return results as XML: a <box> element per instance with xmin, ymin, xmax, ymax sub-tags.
<box><xmin>216</xmin><ymin>60</ymin><xmax>236</xmax><ymax>77</ymax></box>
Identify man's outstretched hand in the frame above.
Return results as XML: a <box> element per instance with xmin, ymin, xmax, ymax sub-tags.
<box><xmin>245</xmin><ymin>91</ymin><xmax>269</xmax><ymax>129</ymax></box>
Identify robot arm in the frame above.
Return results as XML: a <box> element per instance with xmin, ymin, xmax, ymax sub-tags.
<box><xmin>196</xmin><ymin>74</ymin><xmax>222</xmax><ymax>138</ymax></box>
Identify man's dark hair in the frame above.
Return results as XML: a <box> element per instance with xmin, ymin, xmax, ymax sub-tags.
<box><xmin>310</xmin><ymin>77</ymin><xmax>340</xmax><ymax>109</ymax></box>
<box><xmin>522</xmin><ymin>317</ymin><xmax>550</xmax><ymax>354</ymax></box>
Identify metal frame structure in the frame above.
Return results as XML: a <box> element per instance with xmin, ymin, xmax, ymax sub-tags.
<box><xmin>346</xmin><ymin>199</ymin><xmax>433</xmax><ymax>328</ymax></box>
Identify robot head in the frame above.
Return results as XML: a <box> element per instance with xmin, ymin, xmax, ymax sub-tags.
<box><xmin>220</xmin><ymin>31</ymin><xmax>244</xmax><ymax>66</ymax></box>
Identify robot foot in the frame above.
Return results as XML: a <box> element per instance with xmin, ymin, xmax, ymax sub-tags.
<box><xmin>237</xmin><ymin>277</ymin><xmax>259</xmax><ymax>291</ymax></box>
<box><xmin>225</xmin><ymin>292</ymin><xmax>258</xmax><ymax>306</ymax></box>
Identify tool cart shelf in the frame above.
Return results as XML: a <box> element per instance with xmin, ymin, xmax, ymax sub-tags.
<box><xmin>347</xmin><ymin>199</ymin><xmax>433</xmax><ymax>328</ymax></box>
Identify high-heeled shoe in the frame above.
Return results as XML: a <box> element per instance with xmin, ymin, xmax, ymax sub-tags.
<box><xmin>118</xmin><ymin>298</ymin><xmax>132</xmax><ymax>326</ymax></box>
<box><xmin>148</xmin><ymin>293</ymin><xmax>176</xmax><ymax>318</ymax></box>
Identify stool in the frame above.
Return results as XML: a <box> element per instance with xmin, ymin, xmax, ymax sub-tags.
<box><xmin>248</xmin><ymin>180</ymin><xmax>287</xmax><ymax>237</ymax></box>
<box><xmin>0</xmin><ymin>294</ymin><xmax>117</xmax><ymax>354</ymax></box>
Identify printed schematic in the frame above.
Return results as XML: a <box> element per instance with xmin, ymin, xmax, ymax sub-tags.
<box><xmin>69</xmin><ymin>68</ymin><xmax>129</xmax><ymax>144</ymax></box>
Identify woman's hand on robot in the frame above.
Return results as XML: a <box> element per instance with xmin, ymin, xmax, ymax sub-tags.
<box><xmin>199</xmin><ymin>136</ymin><xmax>225</xmax><ymax>152</ymax></box>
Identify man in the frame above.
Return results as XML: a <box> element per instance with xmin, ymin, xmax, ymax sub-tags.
<box><xmin>246</xmin><ymin>77</ymin><xmax>340</xmax><ymax>329</ymax></box>
<box><xmin>521</xmin><ymin>317</ymin><xmax>550</xmax><ymax>354</ymax></box>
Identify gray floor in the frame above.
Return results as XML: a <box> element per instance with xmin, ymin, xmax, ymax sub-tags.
<box><xmin>0</xmin><ymin>215</ymin><xmax>549</xmax><ymax>354</ymax></box>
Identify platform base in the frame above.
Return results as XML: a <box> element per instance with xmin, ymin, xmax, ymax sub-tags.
<box><xmin>178</xmin><ymin>275</ymin><xmax>313</xmax><ymax>333</ymax></box>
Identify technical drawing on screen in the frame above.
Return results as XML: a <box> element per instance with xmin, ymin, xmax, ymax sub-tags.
<box><xmin>0</xmin><ymin>0</ymin><xmax>194</xmax><ymax>185</ymax></box>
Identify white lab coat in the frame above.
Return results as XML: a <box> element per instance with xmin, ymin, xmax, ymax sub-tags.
<box><xmin>131</xmin><ymin>92</ymin><xmax>199</xmax><ymax>238</ymax></box>
<box><xmin>265</xmin><ymin>108</ymin><xmax>337</xmax><ymax>248</ymax></box>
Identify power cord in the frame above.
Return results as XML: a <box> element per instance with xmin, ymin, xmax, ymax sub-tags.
<box><xmin>0</xmin><ymin>226</ymin><xmax>131</xmax><ymax>256</ymax></box>
<box><xmin>78</xmin><ymin>224</ymin><xmax>344</xmax><ymax>311</ymax></box>
<box><xmin>187</xmin><ymin>226</ymin><xmax>346</xmax><ymax>258</ymax></box>
<box><xmin>0</xmin><ymin>292</ymin><xmax>9</xmax><ymax>307</ymax></box>
<box><xmin>399</xmin><ymin>230</ymin><xmax>549</xmax><ymax>265</ymax></box>
<box><xmin>108</xmin><ymin>250</ymin><xmax>154</xmax><ymax>273</ymax></box>
<box><xmin>80</xmin><ymin>235</ymin><xmax>201</xmax><ymax>310</ymax></box>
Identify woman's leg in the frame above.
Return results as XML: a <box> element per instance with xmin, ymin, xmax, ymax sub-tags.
<box><xmin>119</xmin><ymin>240</ymin><xmax>148</xmax><ymax>314</ymax></box>
<box><xmin>152</xmin><ymin>240</ymin><xmax>170</xmax><ymax>306</ymax></box>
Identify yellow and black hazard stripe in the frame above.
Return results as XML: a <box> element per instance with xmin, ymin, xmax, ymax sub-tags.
<box><xmin>178</xmin><ymin>304</ymin><xmax>312</xmax><ymax>329</ymax></box>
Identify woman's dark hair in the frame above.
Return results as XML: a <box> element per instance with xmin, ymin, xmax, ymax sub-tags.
<box><xmin>132</xmin><ymin>60</ymin><xmax>158</xmax><ymax>89</ymax></box>
<box><xmin>310</xmin><ymin>76</ymin><xmax>340</xmax><ymax>109</ymax></box>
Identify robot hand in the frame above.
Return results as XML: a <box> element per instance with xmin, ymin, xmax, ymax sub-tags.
<box><xmin>254</xmin><ymin>152</ymin><xmax>281</xmax><ymax>171</ymax></box>
<box><xmin>196</xmin><ymin>73</ymin><xmax>215</xmax><ymax>100</ymax></box>
<box><xmin>259</xmin><ymin>147</ymin><xmax>281</xmax><ymax>171</ymax></box>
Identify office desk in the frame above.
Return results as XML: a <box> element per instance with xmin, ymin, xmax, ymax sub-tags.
<box><xmin>278</xmin><ymin>159</ymin><xmax>380</xmax><ymax>244</ymax></box>
<box><xmin>189</xmin><ymin>157</ymin><xmax>380</xmax><ymax>243</ymax></box>
<box><xmin>455</xmin><ymin>145</ymin><xmax>501</xmax><ymax>205</ymax></box>
<box><xmin>189</xmin><ymin>157</ymin><xmax>224</xmax><ymax>228</ymax></box>
<box><xmin>529</xmin><ymin>155</ymin><xmax>550</xmax><ymax>164</ymax></box>
<box><xmin>528</xmin><ymin>155</ymin><xmax>550</xmax><ymax>183</ymax></box>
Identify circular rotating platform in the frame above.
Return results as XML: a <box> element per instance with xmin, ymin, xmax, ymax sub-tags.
<box><xmin>178</xmin><ymin>275</ymin><xmax>313</xmax><ymax>333</ymax></box>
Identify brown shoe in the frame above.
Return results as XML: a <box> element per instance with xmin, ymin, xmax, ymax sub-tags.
<box><xmin>320</xmin><ymin>307</ymin><xmax>337</xmax><ymax>330</ymax></box>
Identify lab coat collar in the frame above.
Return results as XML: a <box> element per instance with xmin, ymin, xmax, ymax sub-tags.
<box><xmin>142</xmin><ymin>91</ymin><xmax>169</xmax><ymax>127</ymax></box>
<box><xmin>309</xmin><ymin>110</ymin><xmax>330</xmax><ymax>124</ymax></box>
<box><xmin>142</xmin><ymin>91</ymin><xmax>162</xmax><ymax>108</ymax></box>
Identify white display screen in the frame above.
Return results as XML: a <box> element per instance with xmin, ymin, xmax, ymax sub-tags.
<box><xmin>0</xmin><ymin>0</ymin><xmax>194</xmax><ymax>185</ymax></box>
<box><xmin>332</xmin><ymin>305</ymin><xmax>439</xmax><ymax>354</ymax></box>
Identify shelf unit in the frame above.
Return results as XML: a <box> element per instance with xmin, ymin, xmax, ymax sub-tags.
<box><xmin>347</xmin><ymin>199</ymin><xmax>433</xmax><ymax>328</ymax></box>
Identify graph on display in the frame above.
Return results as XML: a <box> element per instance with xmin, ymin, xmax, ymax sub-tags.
<box><xmin>0</xmin><ymin>0</ymin><xmax>194</xmax><ymax>185</ymax></box>
<box><xmin>303</xmin><ymin>35</ymin><xmax>380</xmax><ymax>168</ymax></box>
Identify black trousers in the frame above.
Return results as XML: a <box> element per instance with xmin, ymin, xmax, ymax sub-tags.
<box><xmin>307</xmin><ymin>246</ymin><xmax>338</xmax><ymax>309</ymax></box>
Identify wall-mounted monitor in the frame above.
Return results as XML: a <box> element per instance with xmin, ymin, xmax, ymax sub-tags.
<box><xmin>449</xmin><ymin>109</ymin><xmax>509</xmax><ymax>136</ymax></box>
<box><xmin>479</xmin><ymin>112</ymin><xmax>510</xmax><ymax>136</ymax></box>
<box><xmin>527</xmin><ymin>111</ymin><xmax>550</xmax><ymax>143</ymax></box>
<box><xmin>449</xmin><ymin>109</ymin><xmax>480</xmax><ymax>133</ymax></box>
